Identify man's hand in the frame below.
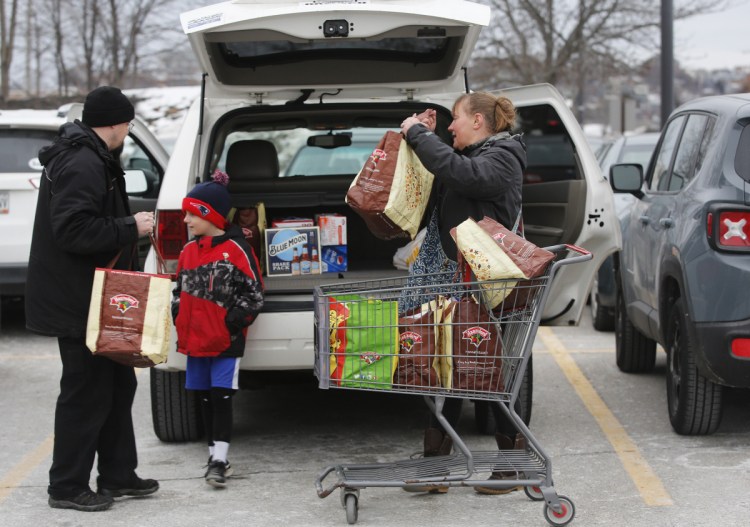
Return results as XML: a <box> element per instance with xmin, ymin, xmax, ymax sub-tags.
<box><xmin>134</xmin><ymin>211</ymin><xmax>155</xmax><ymax>237</ymax></box>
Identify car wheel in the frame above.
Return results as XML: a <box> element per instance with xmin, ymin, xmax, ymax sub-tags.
<box><xmin>590</xmin><ymin>278</ymin><xmax>615</xmax><ymax>332</ymax></box>
<box><xmin>615</xmin><ymin>287</ymin><xmax>656</xmax><ymax>373</ymax></box>
<box><xmin>666</xmin><ymin>298</ymin><xmax>723</xmax><ymax>435</ymax></box>
<box><xmin>150</xmin><ymin>369</ymin><xmax>204</xmax><ymax>442</ymax></box>
<box><xmin>475</xmin><ymin>354</ymin><xmax>533</xmax><ymax>434</ymax></box>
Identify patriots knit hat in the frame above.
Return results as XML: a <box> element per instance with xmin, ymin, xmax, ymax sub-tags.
<box><xmin>182</xmin><ymin>170</ymin><xmax>231</xmax><ymax>229</ymax></box>
<box><xmin>82</xmin><ymin>86</ymin><xmax>135</xmax><ymax>127</ymax></box>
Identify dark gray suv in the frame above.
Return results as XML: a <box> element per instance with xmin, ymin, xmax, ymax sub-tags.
<box><xmin>611</xmin><ymin>93</ymin><xmax>750</xmax><ymax>435</ymax></box>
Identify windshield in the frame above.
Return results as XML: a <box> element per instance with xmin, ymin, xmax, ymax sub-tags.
<box><xmin>0</xmin><ymin>130</ymin><xmax>57</xmax><ymax>173</ymax></box>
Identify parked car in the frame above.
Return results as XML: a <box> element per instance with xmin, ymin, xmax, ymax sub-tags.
<box><xmin>589</xmin><ymin>133</ymin><xmax>659</xmax><ymax>330</ymax></box>
<box><xmin>0</xmin><ymin>107</ymin><xmax>168</xmax><ymax>314</ymax></box>
<box><xmin>611</xmin><ymin>93</ymin><xmax>750</xmax><ymax>435</ymax></box>
<box><xmin>144</xmin><ymin>0</ymin><xmax>620</xmax><ymax>442</ymax></box>
<box><xmin>0</xmin><ymin>110</ymin><xmax>64</xmax><ymax>303</ymax></box>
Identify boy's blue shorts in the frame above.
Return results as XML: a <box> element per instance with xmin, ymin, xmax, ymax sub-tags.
<box><xmin>185</xmin><ymin>356</ymin><xmax>240</xmax><ymax>390</ymax></box>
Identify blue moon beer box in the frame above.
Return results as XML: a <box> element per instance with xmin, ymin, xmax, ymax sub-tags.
<box><xmin>86</xmin><ymin>268</ymin><xmax>172</xmax><ymax>367</ymax></box>
<box><xmin>328</xmin><ymin>295</ymin><xmax>399</xmax><ymax>389</ymax></box>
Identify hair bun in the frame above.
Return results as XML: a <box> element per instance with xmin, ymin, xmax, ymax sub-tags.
<box><xmin>211</xmin><ymin>169</ymin><xmax>230</xmax><ymax>187</ymax></box>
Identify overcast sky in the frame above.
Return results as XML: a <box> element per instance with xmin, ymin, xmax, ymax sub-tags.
<box><xmin>674</xmin><ymin>1</ymin><xmax>750</xmax><ymax>70</ymax></box>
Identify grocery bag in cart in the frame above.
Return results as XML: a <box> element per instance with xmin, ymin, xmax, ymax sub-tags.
<box><xmin>453</xmin><ymin>217</ymin><xmax>555</xmax><ymax>309</ymax></box>
<box><xmin>328</xmin><ymin>295</ymin><xmax>399</xmax><ymax>389</ymax></box>
<box><xmin>395</xmin><ymin>298</ymin><xmax>445</xmax><ymax>388</ymax></box>
<box><xmin>439</xmin><ymin>296</ymin><xmax>503</xmax><ymax>393</ymax></box>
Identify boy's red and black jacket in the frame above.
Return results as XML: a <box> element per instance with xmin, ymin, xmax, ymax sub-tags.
<box><xmin>172</xmin><ymin>224</ymin><xmax>264</xmax><ymax>358</ymax></box>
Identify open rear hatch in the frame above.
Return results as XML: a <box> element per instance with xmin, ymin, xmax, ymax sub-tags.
<box><xmin>180</xmin><ymin>0</ymin><xmax>490</xmax><ymax>101</ymax></box>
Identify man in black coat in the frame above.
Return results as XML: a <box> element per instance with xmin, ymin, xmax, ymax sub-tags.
<box><xmin>26</xmin><ymin>86</ymin><xmax>158</xmax><ymax>512</ymax></box>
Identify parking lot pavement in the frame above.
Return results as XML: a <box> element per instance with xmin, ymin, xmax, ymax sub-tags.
<box><xmin>1</xmin><ymin>300</ymin><xmax>749</xmax><ymax>526</ymax></box>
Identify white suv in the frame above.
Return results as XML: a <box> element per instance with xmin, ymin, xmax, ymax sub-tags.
<box><xmin>145</xmin><ymin>0</ymin><xmax>621</xmax><ymax>441</ymax></box>
<box><xmin>0</xmin><ymin>108</ymin><xmax>168</xmax><ymax>318</ymax></box>
<box><xmin>0</xmin><ymin>110</ymin><xmax>64</xmax><ymax>302</ymax></box>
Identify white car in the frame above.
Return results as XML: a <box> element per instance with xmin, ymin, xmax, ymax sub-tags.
<box><xmin>0</xmin><ymin>108</ymin><xmax>168</xmax><ymax>312</ymax></box>
<box><xmin>0</xmin><ymin>110</ymin><xmax>64</xmax><ymax>301</ymax></box>
<box><xmin>144</xmin><ymin>0</ymin><xmax>620</xmax><ymax>442</ymax></box>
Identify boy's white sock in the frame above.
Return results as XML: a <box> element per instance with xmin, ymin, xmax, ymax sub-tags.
<box><xmin>213</xmin><ymin>441</ymin><xmax>229</xmax><ymax>463</ymax></box>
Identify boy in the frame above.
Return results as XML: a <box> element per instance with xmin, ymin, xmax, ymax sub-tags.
<box><xmin>171</xmin><ymin>171</ymin><xmax>264</xmax><ymax>488</ymax></box>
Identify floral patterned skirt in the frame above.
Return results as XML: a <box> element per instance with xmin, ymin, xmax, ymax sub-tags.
<box><xmin>399</xmin><ymin>208</ymin><xmax>459</xmax><ymax>314</ymax></box>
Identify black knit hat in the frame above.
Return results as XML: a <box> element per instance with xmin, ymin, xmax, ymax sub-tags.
<box><xmin>82</xmin><ymin>86</ymin><xmax>135</xmax><ymax>127</ymax></box>
<box><xmin>182</xmin><ymin>171</ymin><xmax>231</xmax><ymax>229</ymax></box>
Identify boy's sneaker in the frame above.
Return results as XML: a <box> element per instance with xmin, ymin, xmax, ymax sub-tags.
<box><xmin>48</xmin><ymin>490</ymin><xmax>114</xmax><ymax>512</ymax></box>
<box><xmin>98</xmin><ymin>477</ymin><xmax>159</xmax><ymax>498</ymax></box>
<box><xmin>205</xmin><ymin>460</ymin><xmax>230</xmax><ymax>488</ymax></box>
<box><xmin>206</xmin><ymin>456</ymin><xmax>233</xmax><ymax>478</ymax></box>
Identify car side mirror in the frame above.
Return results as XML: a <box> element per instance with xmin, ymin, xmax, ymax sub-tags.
<box><xmin>610</xmin><ymin>164</ymin><xmax>644</xmax><ymax>198</ymax></box>
<box><xmin>124</xmin><ymin>169</ymin><xmax>150</xmax><ymax>195</ymax></box>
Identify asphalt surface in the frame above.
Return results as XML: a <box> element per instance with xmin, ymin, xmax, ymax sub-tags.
<box><xmin>1</xmin><ymin>296</ymin><xmax>749</xmax><ymax>527</ymax></box>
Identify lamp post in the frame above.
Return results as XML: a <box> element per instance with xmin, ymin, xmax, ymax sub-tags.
<box><xmin>661</xmin><ymin>0</ymin><xmax>674</xmax><ymax>126</ymax></box>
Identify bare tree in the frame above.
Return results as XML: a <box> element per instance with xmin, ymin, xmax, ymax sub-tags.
<box><xmin>0</xmin><ymin>0</ymin><xmax>19</xmax><ymax>101</ymax></box>
<box><xmin>471</xmin><ymin>0</ymin><xmax>727</xmax><ymax>110</ymax></box>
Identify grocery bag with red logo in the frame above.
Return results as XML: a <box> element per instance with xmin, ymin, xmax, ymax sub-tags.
<box><xmin>85</xmin><ymin>268</ymin><xmax>172</xmax><ymax>367</ymax></box>
<box><xmin>440</xmin><ymin>297</ymin><xmax>503</xmax><ymax>393</ymax></box>
<box><xmin>395</xmin><ymin>298</ymin><xmax>444</xmax><ymax>389</ymax></box>
<box><xmin>328</xmin><ymin>295</ymin><xmax>399</xmax><ymax>390</ymax></box>
<box><xmin>345</xmin><ymin>129</ymin><xmax>433</xmax><ymax>240</ymax></box>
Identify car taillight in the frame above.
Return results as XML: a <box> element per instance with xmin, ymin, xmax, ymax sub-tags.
<box><xmin>156</xmin><ymin>210</ymin><xmax>187</xmax><ymax>265</ymax></box>
<box><xmin>707</xmin><ymin>207</ymin><xmax>750</xmax><ymax>252</ymax></box>
<box><xmin>731</xmin><ymin>338</ymin><xmax>750</xmax><ymax>359</ymax></box>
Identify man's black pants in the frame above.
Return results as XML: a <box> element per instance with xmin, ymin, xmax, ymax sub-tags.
<box><xmin>48</xmin><ymin>337</ymin><xmax>139</xmax><ymax>498</ymax></box>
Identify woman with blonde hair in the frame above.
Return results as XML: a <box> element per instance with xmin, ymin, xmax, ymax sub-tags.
<box><xmin>400</xmin><ymin>91</ymin><xmax>526</xmax><ymax>495</ymax></box>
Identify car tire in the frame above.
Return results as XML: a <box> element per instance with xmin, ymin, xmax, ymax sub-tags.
<box><xmin>475</xmin><ymin>354</ymin><xmax>533</xmax><ymax>434</ymax></box>
<box><xmin>590</xmin><ymin>284</ymin><xmax>615</xmax><ymax>332</ymax></box>
<box><xmin>150</xmin><ymin>369</ymin><xmax>204</xmax><ymax>442</ymax></box>
<box><xmin>666</xmin><ymin>298</ymin><xmax>723</xmax><ymax>435</ymax></box>
<box><xmin>615</xmin><ymin>288</ymin><xmax>656</xmax><ymax>373</ymax></box>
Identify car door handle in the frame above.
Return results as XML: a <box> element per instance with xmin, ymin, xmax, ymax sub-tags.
<box><xmin>659</xmin><ymin>218</ymin><xmax>674</xmax><ymax>228</ymax></box>
<box><xmin>639</xmin><ymin>215</ymin><xmax>650</xmax><ymax>225</ymax></box>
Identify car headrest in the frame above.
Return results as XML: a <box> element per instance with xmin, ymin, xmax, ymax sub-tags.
<box><xmin>226</xmin><ymin>140</ymin><xmax>279</xmax><ymax>182</ymax></box>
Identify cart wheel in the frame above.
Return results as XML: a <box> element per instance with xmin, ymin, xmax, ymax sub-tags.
<box><xmin>345</xmin><ymin>494</ymin><xmax>358</xmax><ymax>525</ymax></box>
<box><xmin>524</xmin><ymin>485</ymin><xmax>544</xmax><ymax>501</ymax></box>
<box><xmin>543</xmin><ymin>495</ymin><xmax>575</xmax><ymax>526</ymax></box>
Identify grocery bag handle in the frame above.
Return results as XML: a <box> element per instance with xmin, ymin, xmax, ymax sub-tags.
<box><xmin>103</xmin><ymin>234</ymin><xmax>168</xmax><ymax>274</ymax></box>
<box><xmin>149</xmin><ymin>233</ymin><xmax>169</xmax><ymax>275</ymax></box>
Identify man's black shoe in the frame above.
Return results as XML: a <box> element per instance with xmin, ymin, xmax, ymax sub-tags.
<box><xmin>48</xmin><ymin>490</ymin><xmax>114</xmax><ymax>512</ymax></box>
<box><xmin>98</xmin><ymin>478</ymin><xmax>159</xmax><ymax>498</ymax></box>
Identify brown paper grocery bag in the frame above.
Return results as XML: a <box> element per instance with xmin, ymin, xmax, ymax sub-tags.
<box><xmin>346</xmin><ymin>130</ymin><xmax>433</xmax><ymax>240</ymax></box>
<box><xmin>86</xmin><ymin>268</ymin><xmax>172</xmax><ymax>367</ymax></box>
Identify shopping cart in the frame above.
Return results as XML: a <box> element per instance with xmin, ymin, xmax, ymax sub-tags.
<box><xmin>314</xmin><ymin>244</ymin><xmax>590</xmax><ymax>526</ymax></box>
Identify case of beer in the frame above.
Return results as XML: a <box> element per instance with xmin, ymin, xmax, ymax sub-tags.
<box><xmin>316</xmin><ymin>214</ymin><xmax>348</xmax><ymax>272</ymax></box>
<box><xmin>264</xmin><ymin>227</ymin><xmax>321</xmax><ymax>276</ymax></box>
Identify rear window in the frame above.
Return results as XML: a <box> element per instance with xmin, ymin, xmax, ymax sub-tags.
<box><xmin>736</xmin><ymin>124</ymin><xmax>750</xmax><ymax>182</ymax></box>
<box><xmin>216</xmin><ymin>127</ymin><xmax>390</xmax><ymax>177</ymax></box>
<box><xmin>516</xmin><ymin>105</ymin><xmax>579</xmax><ymax>184</ymax></box>
<box><xmin>0</xmin><ymin>129</ymin><xmax>57</xmax><ymax>173</ymax></box>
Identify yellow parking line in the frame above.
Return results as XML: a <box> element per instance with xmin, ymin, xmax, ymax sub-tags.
<box><xmin>0</xmin><ymin>435</ymin><xmax>53</xmax><ymax>504</ymax></box>
<box><xmin>0</xmin><ymin>368</ymin><xmax>147</xmax><ymax>504</ymax></box>
<box><xmin>537</xmin><ymin>327</ymin><xmax>673</xmax><ymax>507</ymax></box>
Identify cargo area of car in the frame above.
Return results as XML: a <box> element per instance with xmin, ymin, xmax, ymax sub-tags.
<box><xmin>197</xmin><ymin>99</ymin><xmax>588</xmax><ymax>295</ymax></box>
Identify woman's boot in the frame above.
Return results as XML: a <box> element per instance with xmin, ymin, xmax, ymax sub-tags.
<box><xmin>403</xmin><ymin>427</ymin><xmax>453</xmax><ymax>493</ymax></box>
<box><xmin>474</xmin><ymin>433</ymin><xmax>526</xmax><ymax>495</ymax></box>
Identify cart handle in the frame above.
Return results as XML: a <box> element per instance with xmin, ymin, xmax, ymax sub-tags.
<box><xmin>544</xmin><ymin>243</ymin><xmax>592</xmax><ymax>268</ymax></box>
<box><xmin>315</xmin><ymin>465</ymin><xmax>339</xmax><ymax>498</ymax></box>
